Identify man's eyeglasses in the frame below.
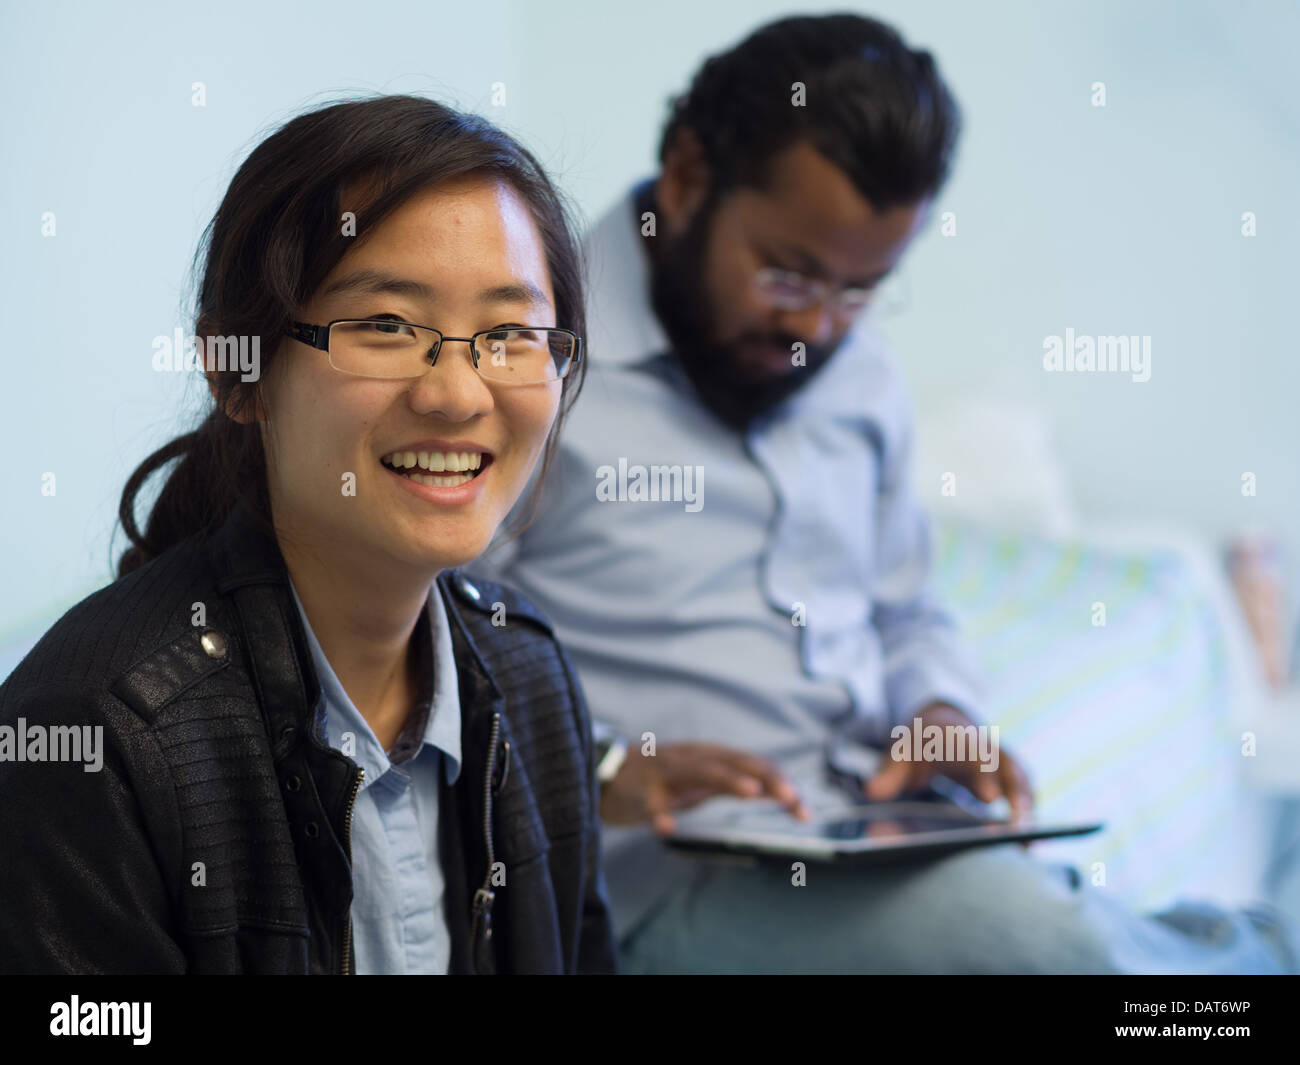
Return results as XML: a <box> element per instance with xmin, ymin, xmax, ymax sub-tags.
<box><xmin>752</xmin><ymin>267</ymin><xmax>876</xmax><ymax>317</ymax></box>
<box><xmin>287</xmin><ymin>319</ymin><xmax>581</xmax><ymax>385</ymax></box>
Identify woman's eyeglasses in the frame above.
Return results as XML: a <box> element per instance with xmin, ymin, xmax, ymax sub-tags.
<box><xmin>287</xmin><ymin>319</ymin><xmax>581</xmax><ymax>385</ymax></box>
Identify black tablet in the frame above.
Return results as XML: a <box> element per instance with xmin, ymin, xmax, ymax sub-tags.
<box><xmin>665</xmin><ymin>799</ymin><xmax>1103</xmax><ymax>865</ymax></box>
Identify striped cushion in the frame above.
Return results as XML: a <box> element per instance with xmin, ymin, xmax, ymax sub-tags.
<box><xmin>931</xmin><ymin>518</ymin><xmax>1269</xmax><ymax>910</ymax></box>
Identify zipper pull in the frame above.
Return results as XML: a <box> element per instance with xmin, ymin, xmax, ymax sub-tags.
<box><xmin>470</xmin><ymin>711</ymin><xmax>502</xmax><ymax>973</ymax></box>
<box><xmin>470</xmin><ymin>885</ymin><xmax>496</xmax><ymax>974</ymax></box>
<box><xmin>471</xmin><ymin>886</ymin><xmax>495</xmax><ymax>940</ymax></box>
<box><xmin>493</xmin><ymin>740</ymin><xmax>511</xmax><ymax>795</ymax></box>
<box><xmin>470</xmin><ymin>886</ymin><xmax>497</xmax><ymax>975</ymax></box>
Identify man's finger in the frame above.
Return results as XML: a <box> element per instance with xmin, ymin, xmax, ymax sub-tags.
<box><xmin>864</xmin><ymin>754</ymin><xmax>912</xmax><ymax>800</ymax></box>
<box><xmin>972</xmin><ymin>764</ymin><xmax>1002</xmax><ymax>803</ymax></box>
<box><xmin>666</xmin><ymin>759</ymin><xmax>764</xmax><ymax>801</ymax></box>
<box><xmin>644</xmin><ymin>777</ymin><xmax>677</xmax><ymax>835</ymax></box>
<box><xmin>670</xmin><ymin>745</ymin><xmax>809</xmax><ymax>820</ymax></box>
<box><xmin>703</xmin><ymin>749</ymin><xmax>809</xmax><ymax>817</ymax></box>
<box><xmin>1001</xmin><ymin>759</ymin><xmax>1035</xmax><ymax>819</ymax></box>
<box><xmin>710</xmin><ymin>749</ymin><xmax>801</xmax><ymax>803</ymax></box>
<box><xmin>940</xmin><ymin>754</ymin><xmax>1001</xmax><ymax>803</ymax></box>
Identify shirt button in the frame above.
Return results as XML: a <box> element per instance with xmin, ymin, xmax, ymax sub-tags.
<box><xmin>458</xmin><ymin>577</ymin><xmax>481</xmax><ymax>601</ymax></box>
<box><xmin>199</xmin><ymin>630</ymin><xmax>227</xmax><ymax>658</ymax></box>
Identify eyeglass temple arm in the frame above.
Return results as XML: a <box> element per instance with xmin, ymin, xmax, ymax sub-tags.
<box><xmin>288</xmin><ymin>322</ymin><xmax>329</xmax><ymax>351</ymax></box>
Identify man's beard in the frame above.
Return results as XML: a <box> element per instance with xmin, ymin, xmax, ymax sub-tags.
<box><xmin>646</xmin><ymin>192</ymin><xmax>839</xmax><ymax>432</ymax></box>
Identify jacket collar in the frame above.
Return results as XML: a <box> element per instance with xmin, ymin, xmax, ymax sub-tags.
<box><xmin>205</xmin><ymin>498</ymin><xmax>322</xmax><ymax>759</ymax></box>
<box><xmin>202</xmin><ymin>497</ymin><xmax>502</xmax><ymax>761</ymax></box>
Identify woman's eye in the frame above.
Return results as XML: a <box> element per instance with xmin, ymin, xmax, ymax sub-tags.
<box><xmin>482</xmin><ymin>324</ymin><xmax>527</xmax><ymax>342</ymax></box>
<box><xmin>361</xmin><ymin>317</ymin><xmax>413</xmax><ymax>336</ymax></box>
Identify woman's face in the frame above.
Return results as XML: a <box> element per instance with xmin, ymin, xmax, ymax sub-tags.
<box><xmin>258</xmin><ymin>174</ymin><xmax>563</xmax><ymax>576</ymax></box>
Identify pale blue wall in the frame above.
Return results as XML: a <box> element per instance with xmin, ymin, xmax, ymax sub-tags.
<box><xmin>2</xmin><ymin>0</ymin><xmax>1297</xmax><ymax>677</ymax></box>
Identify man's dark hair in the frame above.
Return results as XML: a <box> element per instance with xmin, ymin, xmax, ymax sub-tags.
<box><xmin>657</xmin><ymin>13</ymin><xmax>961</xmax><ymax>209</ymax></box>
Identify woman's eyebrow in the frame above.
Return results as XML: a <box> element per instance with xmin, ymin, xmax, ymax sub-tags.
<box><xmin>478</xmin><ymin>281</ymin><xmax>551</xmax><ymax>308</ymax></box>
<box><xmin>319</xmin><ymin>269</ymin><xmax>434</xmax><ymax>300</ymax></box>
<box><xmin>318</xmin><ymin>268</ymin><xmax>549</xmax><ymax>307</ymax></box>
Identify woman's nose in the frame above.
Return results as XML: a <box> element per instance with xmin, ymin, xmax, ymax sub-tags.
<box><xmin>406</xmin><ymin>339</ymin><xmax>495</xmax><ymax>420</ymax></box>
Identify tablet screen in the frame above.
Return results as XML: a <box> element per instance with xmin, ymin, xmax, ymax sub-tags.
<box><xmin>667</xmin><ymin>800</ymin><xmax>1101</xmax><ymax>861</ymax></box>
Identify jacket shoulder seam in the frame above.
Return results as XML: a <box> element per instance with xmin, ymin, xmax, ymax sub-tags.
<box><xmin>109</xmin><ymin>626</ymin><xmax>237</xmax><ymax>723</ymax></box>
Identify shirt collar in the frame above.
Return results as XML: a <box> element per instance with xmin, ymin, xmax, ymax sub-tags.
<box><xmin>584</xmin><ymin>176</ymin><xmax>673</xmax><ymax>370</ymax></box>
<box><xmin>286</xmin><ymin>577</ymin><xmax>461</xmax><ymax>788</ymax></box>
<box><xmin>424</xmin><ymin>580</ymin><xmax>462</xmax><ymax>784</ymax></box>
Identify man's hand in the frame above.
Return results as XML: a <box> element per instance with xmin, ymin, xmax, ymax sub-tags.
<box><xmin>864</xmin><ymin>702</ymin><xmax>1034</xmax><ymax>819</ymax></box>
<box><xmin>600</xmin><ymin>742</ymin><xmax>811</xmax><ymax>835</ymax></box>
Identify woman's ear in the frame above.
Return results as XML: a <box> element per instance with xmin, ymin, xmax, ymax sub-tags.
<box><xmin>202</xmin><ymin>362</ymin><xmax>261</xmax><ymax>424</ymax></box>
<box><xmin>204</xmin><ymin>372</ymin><xmax>266</xmax><ymax>424</ymax></box>
<box><xmin>198</xmin><ymin>314</ymin><xmax>271</xmax><ymax>424</ymax></box>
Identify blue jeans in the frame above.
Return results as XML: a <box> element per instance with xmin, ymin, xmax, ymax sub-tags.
<box><xmin>617</xmin><ymin>844</ymin><xmax>1295</xmax><ymax>974</ymax></box>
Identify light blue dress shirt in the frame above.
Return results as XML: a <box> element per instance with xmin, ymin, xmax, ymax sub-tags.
<box><xmin>468</xmin><ymin>178</ymin><xmax>984</xmax><ymax>938</ymax></box>
<box><xmin>288</xmin><ymin>577</ymin><xmax>461</xmax><ymax>974</ymax></box>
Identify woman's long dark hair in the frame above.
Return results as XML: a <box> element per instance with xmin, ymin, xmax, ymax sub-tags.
<box><xmin>115</xmin><ymin>94</ymin><xmax>587</xmax><ymax>578</ymax></box>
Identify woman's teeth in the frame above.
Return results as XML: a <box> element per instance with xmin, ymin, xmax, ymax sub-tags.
<box><xmin>384</xmin><ymin>449</ymin><xmax>483</xmax><ymax>472</ymax></box>
<box><xmin>382</xmin><ymin>449</ymin><xmax>485</xmax><ymax>488</ymax></box>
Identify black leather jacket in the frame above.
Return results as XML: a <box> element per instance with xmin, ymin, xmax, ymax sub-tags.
<box><xmin>0</xmin><ymin>499</ymin><xmax>617</xmax><ymax>974</ymax></box>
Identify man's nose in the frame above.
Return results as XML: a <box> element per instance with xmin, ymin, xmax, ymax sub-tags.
<box><xmin>774</xmin><ymin>300</ymin><xmax>837</xmax><ymax>347</ymax></box>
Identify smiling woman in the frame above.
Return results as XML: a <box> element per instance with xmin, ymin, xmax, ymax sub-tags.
<box><xmin>0</xmin><ymin>95</ymin><xmax>616</xmax><ymax>975</ymax></box>
<box><xmin>248</xmin><ymin>173</ymin><xmax>574</xmax><ymax>601</ymax></box>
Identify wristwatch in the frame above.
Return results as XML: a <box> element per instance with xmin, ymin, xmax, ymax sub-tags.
<box><xmin>591</xmin><ymin>720</ymin><xmax>629</xmax><ymax>786</ymax></box>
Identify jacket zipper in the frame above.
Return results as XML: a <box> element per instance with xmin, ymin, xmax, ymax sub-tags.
<box><xmin>339</xmin><ymin>765</ymin><xmax>364</xmax><ymax>975</ymax></box>
<box><xmin>469</xmin><ymin>711</ymin><xmax>501</xmax><ymax>960</ymax></box>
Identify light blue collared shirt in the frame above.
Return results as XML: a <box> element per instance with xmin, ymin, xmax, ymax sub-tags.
<box><xmin>288</xmin><ymin>577</ymin><xmax>461</xmax><ymax>974</ymax></box>
<box><xmin>469</xmin><ymin>179</ymin><xmax>984</xmax><ymax>938</ymax></box>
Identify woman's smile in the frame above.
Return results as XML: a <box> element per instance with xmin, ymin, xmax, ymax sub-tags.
<box><xmin>380</xmin><ymin>444</ymin><xmax>495</xmax><ymax>505</ymax></box>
